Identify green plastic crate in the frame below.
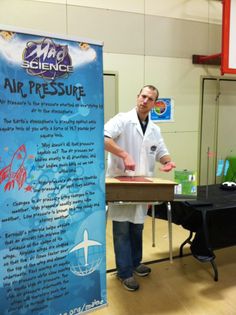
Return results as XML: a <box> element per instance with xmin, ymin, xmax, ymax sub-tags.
<box><xmin>223</xmin><ymin>156</ymin><xmax>236</xmax><ymax>182</ymax></box>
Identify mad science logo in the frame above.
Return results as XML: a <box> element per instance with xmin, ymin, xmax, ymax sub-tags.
<box><xmin>21</xmin><ymin>38</ymin><xmax>73</xmax><ymax>80</ymax></box>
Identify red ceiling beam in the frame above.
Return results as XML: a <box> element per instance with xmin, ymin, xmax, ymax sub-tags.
<box><xmin>192</xmin><ymin>53</ymin><xmax>221</xmax><ymax>65</ymax></box>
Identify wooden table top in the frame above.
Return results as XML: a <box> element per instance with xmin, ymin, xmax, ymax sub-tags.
<box><xmin>106</xmin><ymin>176</ymin><xmax>176</xmax><ymax>185</ymax></box>
<box><xmin>106</xmin><ymin>177</ymin><xmax>176</xmax><ymax>202</ymax></box>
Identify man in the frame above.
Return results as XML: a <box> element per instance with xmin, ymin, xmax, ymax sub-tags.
<box><xmin>104</xmin><ymin>85</ymin><xmax>175</xmax><ymax>291</ymax></box>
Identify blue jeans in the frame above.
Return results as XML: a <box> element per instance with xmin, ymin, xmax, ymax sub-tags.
<box><xmin>112</xmin><ymin>221</ymin><xmax>143</xmax><ymax>279</ymax></box>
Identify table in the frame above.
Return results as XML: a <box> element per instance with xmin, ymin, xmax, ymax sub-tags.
<box><xmin>106</xmin><ymin>177</ymin><xmax>176</xmax><ymax>202</ymax></box>
<box><xmin>106</xmin><ymin>177</ymin><xmax>176</xmax><ymax>261</ymax></box>
<box><xmin>169</xmin><ymin>185</ymin><xmax>236</xmax><ymax>281</ymax></box>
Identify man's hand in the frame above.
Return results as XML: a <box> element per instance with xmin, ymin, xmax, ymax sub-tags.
<box><xmin>159</xmin><ymin>161</ymin><xmax>176</xmax><ymax>172</ymax></box>
<box><xmin>123</xmin><ymin>153</ymin><xmax>136</xmax><ymax>171</ymax></box>
<box><xmin>104</xmin><ymin>137</ymin><xmax>136</xmax><ymax>171</ymax></box>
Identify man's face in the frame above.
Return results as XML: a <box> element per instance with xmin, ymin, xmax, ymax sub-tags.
<box><xmin>136</xmin><ymin>87</ymin><xmax>158</xmax><ymax>116</ymax></box>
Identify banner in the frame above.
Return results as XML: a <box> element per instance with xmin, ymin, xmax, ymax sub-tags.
<box><xmin>0</xmin><ymin>27</ymin><xmax>106</xmax><ymax>314</ymax></box>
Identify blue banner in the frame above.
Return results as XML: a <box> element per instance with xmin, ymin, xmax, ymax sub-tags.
<box><xmin>0</xmin><ymin>28</ymin><xmax>106</xmax><ymax>314</ymax></box>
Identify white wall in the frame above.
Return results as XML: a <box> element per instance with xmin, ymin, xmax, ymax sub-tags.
<box><xmin>0</xmin><ymin>0</ymin><xmax>224</xmax><ymax>180</ymax></box>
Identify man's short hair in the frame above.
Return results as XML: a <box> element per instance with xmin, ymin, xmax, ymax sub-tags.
<box><xmin>139</xmin><ymin>85</ymin><xmax>159</xmax><ymax>101</ymax></box>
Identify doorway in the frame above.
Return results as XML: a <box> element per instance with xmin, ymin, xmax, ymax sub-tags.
<box><xmin>103</xmin><ymin>72</ymin><xmax>118</xmax><ymax>123</ymax></box>
<box><xmin>199</xmin><ymin>76</ymin><xmax>236</xmax><ymax>185</ymax></box>
<box><xmin>103</xmin><ymin>71</ymin><xmax>118</xmax><ymax>169</ymax></box>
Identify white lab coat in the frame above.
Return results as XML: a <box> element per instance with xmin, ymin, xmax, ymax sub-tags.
<box><xmin>105</xmin><ymin>108</ymin><xmax>169</xmax><ymax>223</ymax></box>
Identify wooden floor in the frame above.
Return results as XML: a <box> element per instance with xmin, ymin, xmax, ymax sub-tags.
<box><xmin>94</xmin><ymin>217</ymin><xmax>236</xmax><ymax>315</ymax></box>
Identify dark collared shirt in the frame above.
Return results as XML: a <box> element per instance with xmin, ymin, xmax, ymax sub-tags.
<box><xmin>137</xmin><ymin>113</ymin><xmax>149</xmax><ymax>134</ymax></box>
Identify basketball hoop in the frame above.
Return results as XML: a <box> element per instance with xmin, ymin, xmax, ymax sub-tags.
<box><xmin>192</xmin><ymin>0</ymin><xmax>236</xmax><ymax>75</ymax></box>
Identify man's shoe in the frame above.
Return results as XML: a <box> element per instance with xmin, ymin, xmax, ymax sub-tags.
<box><xmin>118</xmin><ymin>276</ymin><xmax>139</xmax><ymax>291</ymax></box>
<box><xmin>134</xmin><ymin>264</ymin><xmax>151</xmax><ymax>277</ymax></box>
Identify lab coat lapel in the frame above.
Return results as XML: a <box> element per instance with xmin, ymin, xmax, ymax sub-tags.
<box><xmin>130</xmin><ymin>109</ymin><xmax>143</xmax><ymax>137</ymax></box>
<box><xmin>144</xmin><ymin>120</ymin><xmax>153</xmax><ymax>139</ymax></box>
